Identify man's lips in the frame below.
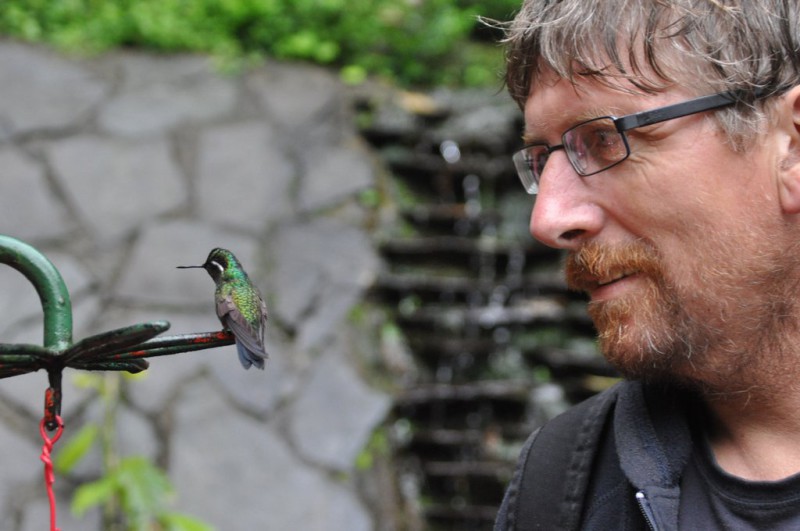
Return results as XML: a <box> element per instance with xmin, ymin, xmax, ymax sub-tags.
<box><xmin>596</xmin><ymin>270</ymin><xmax>637</xmax><ymax>288</ymax></box>
<box><xmin>587</xmin><ymin>272</ymin><xmax>642</xmax><ymax>301</ymax></box>
<box><xmin>566</xmin><ymin>240</ymin><xmax>664</xmax><ymax>295</ymax></box>
<box><xmin>574</xmin><ymin>270</ymin><xmax>637</xmax><ymax>292</ymax></box>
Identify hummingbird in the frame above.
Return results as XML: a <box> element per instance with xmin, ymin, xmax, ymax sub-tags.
<box><xmin>178</xmin><ymin>248</ymin><xmax>268</xmax><ymax>370</ymax></box>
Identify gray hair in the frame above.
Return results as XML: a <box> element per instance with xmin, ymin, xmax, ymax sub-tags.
<box><xmin>504</xmin><ymin>0</ymin><xmax>800</xmax><ymax>148</ymax></box>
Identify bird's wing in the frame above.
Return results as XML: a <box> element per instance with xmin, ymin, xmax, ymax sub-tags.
<box><xmin>259</xmin><ymin>292</ymin><xmax>268</xmax><ymax>327</ymax></box>
<box><xmin>216</xmin><ymin>293</ymin><xmax>268</xmax><ymax>358</ymax></box>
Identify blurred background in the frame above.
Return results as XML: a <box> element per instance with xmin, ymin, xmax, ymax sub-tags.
<box><xmin>0</xmin><ymin>1</ymin><xmax>614</xmax><ymax>530</ymax></box>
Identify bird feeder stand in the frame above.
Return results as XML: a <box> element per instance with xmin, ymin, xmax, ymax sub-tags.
<box><xmin>0</xmin><ymin>234</ymin><xmax>238</xmax><ymax>530</ymax></box>
<box><xmin>0</xmin><ymin>233</ymin><xmax>237</xmax><ymax>427</ymax></box>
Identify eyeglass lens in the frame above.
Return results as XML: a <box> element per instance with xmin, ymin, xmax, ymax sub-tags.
<box><xmin>564</xmin><ymin>118</ymin><xmax>628</xmax><ymax>176</ymax></box>
<box><xmin>514</xmin><ymin>117</ymin><xmax>629</xmax><ymax>194</ymax></box>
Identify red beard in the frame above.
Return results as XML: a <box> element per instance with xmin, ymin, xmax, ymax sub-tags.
<box><xmin>565</xmin><ymin>240</ymin><xmax>696</xmax><ymax>381</ymax></box>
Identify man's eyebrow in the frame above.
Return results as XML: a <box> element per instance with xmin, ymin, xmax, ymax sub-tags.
<box><xmin>521</xmin><ymin>107</ymin><xmax>624</xmax><ymax>145</ymax></box>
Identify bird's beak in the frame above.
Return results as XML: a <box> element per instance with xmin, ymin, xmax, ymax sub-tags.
<box><xmin>176</xmin><ymin>264</ymin><xmax>206</xmax><ymax>269</ymax></box>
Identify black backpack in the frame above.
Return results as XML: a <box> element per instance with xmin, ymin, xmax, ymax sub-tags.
<box><xmin>504</xmin><ymin>385</ymin><xmax>620</xmax><ymax>530</ymax></box>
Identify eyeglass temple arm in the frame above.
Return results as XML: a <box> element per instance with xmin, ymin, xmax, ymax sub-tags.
<box><xmin>615</xmin><ymin>92</ymin><xmax>737</xmax><ymax>132</ymax></box>
<box><xmin>616</xmin><ymin>86</ymin><xmax>790</xmax><ymax>133</ymax></box>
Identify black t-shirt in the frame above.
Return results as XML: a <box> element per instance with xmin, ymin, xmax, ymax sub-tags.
<box><xmin>679</xmin><ymin>435</ymin><xmax>800</xmax><ymax>530</ymax></box>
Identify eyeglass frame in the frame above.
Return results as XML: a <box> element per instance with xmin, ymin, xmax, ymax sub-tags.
<box><xmin>512</xmin><ymin>87</ymin><xmax>782</xmax><ymax>195</ymax></box>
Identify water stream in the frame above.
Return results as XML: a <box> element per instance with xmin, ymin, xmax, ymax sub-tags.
<box><xmin>359</xmin><ymin>89</ymin><xmax>614</xmax><ymax>530</ymax></box>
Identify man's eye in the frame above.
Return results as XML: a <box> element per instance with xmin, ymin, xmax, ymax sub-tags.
<box><xmin>583</xmin><ymin>128</ymin><xmax>624</xmax><ymax>160</ymax></box>
<box><xmin>533</xmin><ymin>150</ymin><xmax>549</xmax><ymax>172</ymax></box>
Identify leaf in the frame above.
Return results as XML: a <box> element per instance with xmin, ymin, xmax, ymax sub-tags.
<box><xmin>71</xmin><ymin>372</ymin><xmax>104</xmax><ymax>391</ymax></box>
<box><xmin>72</xmin><ymin>476</ymin><xmax>116</xmax><ymax>516</ymax></box>
<box><xmin>54</xmin><ymin>423</ymin><xmax>99</xmax><ymax>474</ymax></box>
<box><xmin>159</xmin><ymin>512</ymin><xmax>216</xmax><ymax>531</ymax></box>
<box><xmin>116</xmin><ymin>456</ymin><xmax>174</xmax><ymax>516</ymax></box>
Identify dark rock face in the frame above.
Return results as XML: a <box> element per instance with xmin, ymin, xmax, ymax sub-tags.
<box><xmin>358</xmin><ymin>88</ymin><xmax>613</xmax><ymax>529</ymax></box>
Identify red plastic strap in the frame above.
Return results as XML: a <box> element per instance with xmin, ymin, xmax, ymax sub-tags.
<box><xmin>39</xmin><ymin>416</ymin><xmax>64</xmax><ymax>531</ymax></box>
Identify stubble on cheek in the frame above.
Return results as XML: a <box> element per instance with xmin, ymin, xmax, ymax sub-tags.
<box><xmin>565</xmin><ymin>240</ymin><xmax>692</xmax><ymax>379</ymax></box>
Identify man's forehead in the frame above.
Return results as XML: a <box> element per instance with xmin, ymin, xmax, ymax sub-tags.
<box><xmin>521</xmin><ymin>71</ymin><xmax>698</xmax><ymax>140</ymax></box>
<box><xmin>521</xmin><ymin>79</ymin><xmax>630</xmax><ymax>141</ymax></box>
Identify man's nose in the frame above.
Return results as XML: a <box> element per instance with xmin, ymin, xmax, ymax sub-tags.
<box><xmin>529</xmin><ymin>152</ymin><xmax>604</xmax><ymax>250</ymax></box>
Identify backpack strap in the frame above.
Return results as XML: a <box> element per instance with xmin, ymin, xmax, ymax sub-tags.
<box><xmin>511</xmin><ymin>384</ymin><xmax>620</xmax><ymax>530</ymax></box>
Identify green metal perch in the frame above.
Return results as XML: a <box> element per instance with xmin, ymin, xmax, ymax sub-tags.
<box><xmin>0</xmin><ymin>235</ymin><xmax>235</xmax><ymax>431</ymax></box>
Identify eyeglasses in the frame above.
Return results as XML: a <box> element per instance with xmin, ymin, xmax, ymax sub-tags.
<box><xmin>512</xmin><ymin>89</ymin><xmax>777</xmax><ymax>195</ymax></box>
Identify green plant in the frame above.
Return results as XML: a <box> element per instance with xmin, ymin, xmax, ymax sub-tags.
<box><xmin>71</xmin><ymin>456</ymin><xmax>212</xmax><ymax>531</ymax></box>
<box><xmin>0</xmin><ymin>0</ymin><xmax>513</xmax><ymax>87</ymax></box>
<box><xmin>55</xmin><ymin>373</ymin><xmax>212</xmax><ymax>531</ymax></box>
<box><xmin>354</xmin><ymin>427</ymin><xmax>390</xmax><ymax>471</ymax></box>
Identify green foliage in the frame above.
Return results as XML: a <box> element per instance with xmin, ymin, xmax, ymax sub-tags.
<box><xmin>458</xmin><ymin>0</ymin><xmax>520</xmax><ymax>22</ymax></box>
<box><xmin>59</xmin><ymin>373</ymin><xmax>213</xmax><ymax>531</ymax></box>
<box><xmin>357</xmin><ymin>187</ymin><xmax>381</xmax><ymax>209</ymax></box>
<box><xmin>73</xmin><ymin>457</ymin><xmax>213</xmax><ymax>531</ymax></box>
<box><xmin>54</xmin><ymin>423</ymin><xmax>99</xmax><ymax>474</ymax></box>
<box><xmin>355</xmin><ymin>427</ymin><xmax>390</xmax><ymax>471</ymax></box>
<box><xmin>0</xmin><ymin>0</ymin><xmax>514</xmax><ymax>87</ymax></box>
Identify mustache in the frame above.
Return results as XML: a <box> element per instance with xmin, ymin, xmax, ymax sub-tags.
<box><xmin>565</xmin><ymin>240</ymin><xmax>664</xmax><ymax>292</ymax></box>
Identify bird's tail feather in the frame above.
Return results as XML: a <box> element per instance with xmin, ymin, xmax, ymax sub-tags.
<box><xmin>236</xmin><ymin>341</ymin><xmax>266</xmax><ymax>370</ymax></box>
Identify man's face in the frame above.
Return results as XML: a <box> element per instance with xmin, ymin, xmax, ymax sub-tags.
<box><xmin>523</xmin><ymin>75</ymin><xmax>796</xmax><ymax>385</ymax></box>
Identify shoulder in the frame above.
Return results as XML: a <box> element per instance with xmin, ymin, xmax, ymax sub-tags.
<box><xmin>533</xmin><ymin>382</ymin><xmax>623</xmax><ymax>458</ymax></box>
<box><xmin>497</xmin><ymin>383</ymin><xmax>625</xmax><ymax>530</ymax></box>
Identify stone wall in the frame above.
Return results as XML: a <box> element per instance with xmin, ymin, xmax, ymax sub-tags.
<box><xmin>0</xmin><ymin>40</ymin><xmax>391</xmax><ymax>530</ymax></box>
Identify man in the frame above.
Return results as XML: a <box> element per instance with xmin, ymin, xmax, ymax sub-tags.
<box><xmin>495</xmin><ymin>1</ymin><xmax>800</xmax><ymax>529</ymax></box>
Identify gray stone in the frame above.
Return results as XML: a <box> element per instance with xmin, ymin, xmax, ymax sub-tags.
<box><xmin>0</xmin><ymin>147</ymin><xmax>74</xmax><ymax>242</ymax></box>
<box><xmin>206</xmin><ymin>328</ymin><xmax>300</xmax><ymax>416</ymax></box>
<box><xmin>196</xmin><ymin>121</ymin><xmax>295</xmax><ymax>231</ymax></box>
<box><xmin>98</xmin><ymin>54</ymin><xmax>236</xmax><ymax>137</ymax></box>
<box><xmin>0</xmin><ymin>418</ymin><xmax>45</xmax><ymax>529</ymax></box>
<box><xmin>0</xmin><ymin>263</ymin><xmax>50</xmax><ymax>338</ymax></box>
<box><xmin>271</xmin><ymin>219</ymin><xmax>378</xmax><ymax>348</ymax></box>
<box><xmin>0</xmin><ymin>250</ymin><xmax>95</xmax><ymax>334</ymax></box>
<box><xmin>288</xmin><ymin>344</ymin><xmax>391</xmax><ymax>471</ymax></box>
<box><xmin>171</xmin><ymin>378</ymin><xmax>373</xmax><ymax>531</ymax></box>
<box><xmin>116</xmin><ymin>274</ymin><xmax>296</xmax><ymax>416</ymax></box>
<box><xmin>0</xmin><ymin>42</ymin><xmax>107</xmax><ymax>135</ymax></box>
<box><xmin>296</xmin><ymin>281</ymin><xmax>363</xmax><ymax>351</ymax></box>
<box><xmin>111</xmin><ymin>311</ymin><xmax>218</xmax><ymax>413</ymax></box>
<box><xmin>20</xmin><ymin>498</ymin><xmax>102</xmax><ymax>531</ymax></box>
<box><xmin>433</xmin><ymin>103</ymin><xmax>519</xmax><ymax>153</ymax></box>
<box><xmin>1</xmin><ymin>294</ymin><xmax>102</xmax><ymax>349</ymax></box>
<box><xmin>63</xmin><ymin>401</ymin><xmax>160</xmax><ymax>479</ymax></box>
<box><xmin>113</xmin><ymin>220</ymin><xmax>260</xmax><ymax>306</ymax></box>
<box><xmin>247</xmin><ymin>62</ymin><xmax>341</xmax><ymax>128</ymax></box>
<box><xmin>45</xmin><ymin>135</ymin><xmax>186</xmax><ymax>242</ymax></box>
<box><xmin>103</xmin><ymin>308</ymin><xmax>294</xmax><ymax>416</ymax></box>
<box><xmin>117</xmin><ymin>404</ymin><xmax>160</xmax><ymax>460</ymax></box>
<box><xmin>0</xmin><ymin>42</ymin><xmax>404</xmax><ymax>531</ymax></box>
<box><xmin>365</xmin><ymin>95</ymin><xmax>423</xmax><ymax>139</ymax></box>
<box><xmin>106</xmin><ymin>52</ymin><xmax>219</xmax><ymax>91</ymax></box>
<box><xmin>0</xmin><ymin>359</ymin><xmax>94</xmax><ymax>420</ymax></box>
<box><xmin>298</xmin><ymin>137</ymin><xmax>375</xmax><ymax>213</ymax></box>
<box><xmin>47</xmin><ymin>252</ymin><xmax>97</xmax><ymax>298</ymax></box>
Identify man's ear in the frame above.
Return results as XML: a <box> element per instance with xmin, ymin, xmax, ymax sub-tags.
<box><xmin>778</xmin><ymin>85</ymin><xmax>800</xmax><ymax>214</ymax></box>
